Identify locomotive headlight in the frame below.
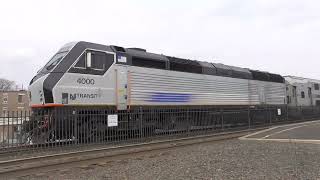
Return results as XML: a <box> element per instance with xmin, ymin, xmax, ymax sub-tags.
<box><xmin>39</xmin><ymin>90</ymin><xmax>44</xmax><ymax>104</ymax></box>
<box><xmin>40</xmin><ymin>98</ymin><xmax>44</xmax><ymax>105</ymax></box>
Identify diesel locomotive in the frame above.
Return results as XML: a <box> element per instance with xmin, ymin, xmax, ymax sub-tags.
<box><xmin>27</xmin><ymin>41</ymin><xmax>287</xmax><ymax>142</ymax></box>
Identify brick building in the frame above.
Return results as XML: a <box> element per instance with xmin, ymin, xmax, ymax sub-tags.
<box><xmin>0</xmin><ymin>90</ymin><xmax>30</xmax><ymax>144</ymax></box>
<box><xmin>0</xmin><ymin>90</ymin><xmax>30</xmax><ymax>114</ymax></box>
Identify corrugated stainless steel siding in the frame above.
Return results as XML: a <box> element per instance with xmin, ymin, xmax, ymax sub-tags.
<box><xmin>249</xmin><ymin>80</ymin><xmax>286</xmax><ymax>105</ymax></box>
<box><xmin>129</xmin><ymin>67</ymin><xmax>251</xmax><ymax>106</ymax></box>
<box><xmin>129</xmin><ymin>67</ymin><xmax>286</xmax><ymax>106</ymax></box>
<box><xmin>265</xmin><ymin>82</ymin><xmax>286</xmax><ymax>104</ymax></box>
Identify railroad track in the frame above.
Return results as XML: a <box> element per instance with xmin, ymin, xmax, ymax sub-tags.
<box><xmin>0</xmin><ymin>127</ymin><xmax>269</xmax><ymax>177</ymax></box>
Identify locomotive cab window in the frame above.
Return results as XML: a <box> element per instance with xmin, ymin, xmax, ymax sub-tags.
<box><xmin>90</xmin><ymin>51</ymin><xmax>109</xmax><ymax>70</ymax></box>
<box><xmin>70</xmin><ymin>50</ymin><xmax>114</xmax><ymax>75</ymax></box>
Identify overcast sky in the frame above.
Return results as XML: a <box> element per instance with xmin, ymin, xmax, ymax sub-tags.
<box><xmin>0</xmin><ymin>0</ymin><xmax>320</xmax><ymax>88</ymax></box>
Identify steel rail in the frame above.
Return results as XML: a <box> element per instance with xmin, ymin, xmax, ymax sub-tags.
<box><xmin>0</xmin><ymin>127</ymin><xmax>267</xmax><ymax>177</ymax></box>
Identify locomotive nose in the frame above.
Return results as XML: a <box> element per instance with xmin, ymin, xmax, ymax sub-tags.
<box><xmin>28</xmin><ymin>74</ymin><xmax>48</xmax><ymax>106</ymax></box>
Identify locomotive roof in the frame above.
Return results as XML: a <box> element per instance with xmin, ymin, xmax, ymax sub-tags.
<box><xmin>126</xmin><ymin>48</ymin><xmax>169</xmax><ymax>62</ymax></box>
<box><xmin>122</xmin><ymin>45</ymin><xmax>283</xmax><ymax>83</ymax></box>
<box><xmin>75</xmin><ymin>41</ymin><xmax>285</xmax><ymax>83</ymax></box>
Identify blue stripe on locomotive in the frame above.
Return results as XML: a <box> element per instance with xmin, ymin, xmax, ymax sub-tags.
<box><xmin>148</xmin><ymin>92</ymin><xmax>192</xmax><ymax>102</ymax></box>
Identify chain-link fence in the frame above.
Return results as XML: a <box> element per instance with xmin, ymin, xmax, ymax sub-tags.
<box><xmin>0</xmin><ymin>106</ymin><xmax>320</xmax><ymax>153</ymax></box>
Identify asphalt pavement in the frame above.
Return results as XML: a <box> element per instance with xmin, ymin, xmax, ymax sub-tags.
<box><xmin>241</xmin><ymin>120</ymin><xmax>320</xmax><ymax>144</ymax></box>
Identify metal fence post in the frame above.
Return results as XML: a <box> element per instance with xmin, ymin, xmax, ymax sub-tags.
<box><xmin>73</xmin><ymin>109</ymin><xmax>78</xmax><ymax>145</ymax></box>
<box><xmin>300</xmin><ymin>106</ymin><xmax>304</xmax><ymax>120</ymax></box>
<box><xmin>7</xmin><ymin>111</ymin><xmax>10</xmax><ymax>147</ymax></box>
<box><xmin>286</xmin><ymin>105</ymin><xmax>289</xmax><ymax>121</ymax></box>
<box><xmin>187</xmin><ymin>108</ymin><xmax>190</xmax><ymax>135</ymax></box>
<box><xmin>221</xmin><ymin>109</ymin><xmax>224</xmax><ymax>131</ymax></box>
<box><xmin>139</xmin><ymin>107</ymin><xmax>143</xmax><ymax>140</ymax></box>
<box><xmin>248</xmin><ymin>107</ymin><xmax>251</xmax><ymax>129</ymax></box>
<box><xmin>269</xmin><ymin>107</ymin><xmax>272</xmax><ymax>125</ymax></box>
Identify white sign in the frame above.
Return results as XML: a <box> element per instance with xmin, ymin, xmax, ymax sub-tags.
<box><xmin>277</xmin><ymin>109</ymin><xmax>282</xmax><ymax>116</ymax></box>
<box><xmin>118</xmin><ymin>56</ymin><xmax>127</xmax><ymax>63</ymax></box>
<box><xmin>108</xmin><ymin>114</ymin><xmax>118</xmax><ymax>127</ymax></box>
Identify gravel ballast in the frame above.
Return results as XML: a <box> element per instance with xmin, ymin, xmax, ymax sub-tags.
<box><xmin>14</xmin><ymin>138</ymin><xmax>320</xmax><ymax>180</ymax></box>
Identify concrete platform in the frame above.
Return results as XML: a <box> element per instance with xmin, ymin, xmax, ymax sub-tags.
<box><xmin>240</xmin><ymin>120</ymin><xmax>320</xmax><ymax>144</ymax></box>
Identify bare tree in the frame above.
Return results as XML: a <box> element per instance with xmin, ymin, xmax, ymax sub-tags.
<box><xmin>0</xmin><ymin>78</ymin><xmax>16</xmax><ymax>91</ymax></box>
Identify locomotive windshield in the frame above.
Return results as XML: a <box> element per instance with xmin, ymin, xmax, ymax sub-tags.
<box><xmin>29</xmin><ymin>50</ymin><xmax>69</xmax><ymax>85</ymax></box>
<box><xmin>43</xmin><ymin>51</ymin><xmax>68</xmax><ymax>71</ymax></box>
<box><xmin>29</xmin><ymin>42</ymin><xmax>76</xmax><ymax>85</ymax></box>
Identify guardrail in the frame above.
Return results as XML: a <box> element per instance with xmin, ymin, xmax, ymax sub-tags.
<box><xmin>0</xmin><ymin>106</ymin><xmax>319</xmax><ymax>154</ymax></box>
